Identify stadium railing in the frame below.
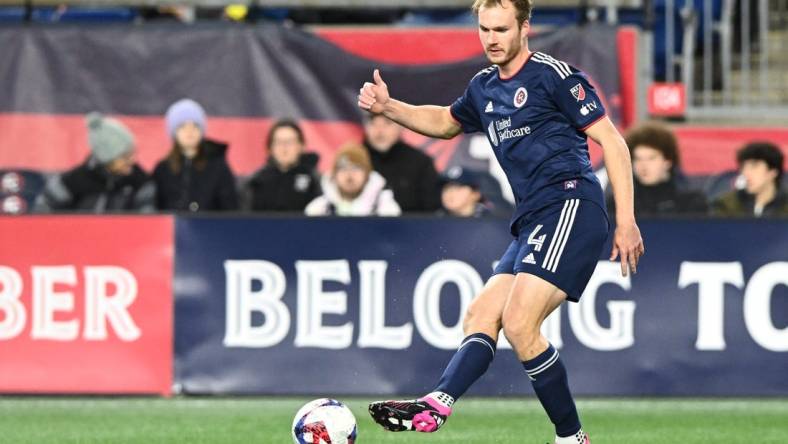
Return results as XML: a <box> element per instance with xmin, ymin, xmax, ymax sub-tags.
<box><xmin>659</xmin><ymin>0</ymin><xmax>788</xmax><ymax>119</ymax></box>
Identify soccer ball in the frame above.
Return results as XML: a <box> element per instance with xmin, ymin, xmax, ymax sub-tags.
<box><xmin>292</xmin><ymin>398</ymin><xmax>357</xmax><ymax>444</ymax></box>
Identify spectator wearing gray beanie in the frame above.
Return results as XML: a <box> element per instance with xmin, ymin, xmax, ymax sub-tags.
<box><xmin>34</xmin><ymin>112</ymin><xmax>155</xmax><ymax>213</ymax></box>
<box><xmin>87</xmin><ymin>112</ymin><xmax>135</xmax><ymax>165</ymax></box>
<box><xmin>153</xmin><ymin>99</ymin><xmax>239</xmax><ymax>212</ymax></box>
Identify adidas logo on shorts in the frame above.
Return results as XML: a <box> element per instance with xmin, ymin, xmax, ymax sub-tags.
<box><xmin>522</xmin><ymin>253</ymin><xmax>536</xmax><ymax>264</ymax></box>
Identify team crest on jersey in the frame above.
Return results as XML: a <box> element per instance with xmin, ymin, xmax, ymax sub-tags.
<box><xmin>513</xmin><ymin>87</ymin><xmax>528</xmax><ymax>108</ymax></box>
<box><xmin>570</xmin><ymin>83</ymin><xmax>586</xmax><ymax>101</ymax></box>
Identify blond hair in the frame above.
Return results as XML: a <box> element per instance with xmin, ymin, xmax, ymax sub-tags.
<box><xmin>332</xmin><ymin>143</ymin><xmax>372</xmax><ymax>176</ymax></box>
<box><xmin>471</xmin><ymin>0</ymin><xmax>533</xmax><ymax>25</ymax></box>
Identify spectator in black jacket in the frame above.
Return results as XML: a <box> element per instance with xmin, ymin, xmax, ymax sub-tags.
<box><xmin>35</xmin><ymin>113</ymin><xmax>155</xmax><ymax>213</ymax></box>
<box><xmin>245</xmin><ymin>119</ymin><xmax>321</xmax><ymax>212</ymax></box>
<box><xmin>712</xmin><ymin>142</ymin><xmax>788</xmax><ymax>217</ymax></box>
<box><xmin>362</xmin><ymin>114</ymin><xmax>440</xmax><ymax>213</ymax></box>
<box><xmin>153</xmin><ymin>99</ymin><xmax>239</xmax><ymax>212</ymax></box>
<box><xmin>608</xmin><ymin>122</ymin><xmax>706</xmax><ymax>216</ymax></box>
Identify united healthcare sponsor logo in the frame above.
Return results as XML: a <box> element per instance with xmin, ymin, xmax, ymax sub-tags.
<box><xmin>487</xmin><ymin>116</ymin><xmax>531</xmax><ymax>148</ymax></box>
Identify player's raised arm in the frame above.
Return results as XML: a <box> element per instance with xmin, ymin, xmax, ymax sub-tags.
<box><xmin>358</xmin><ymin>69</ymin><xmax>462</xmax><ymax>140</ymax></box>
<box><xmin>584</xmin><ymin>117</ymin><xmax>645</xmax><ymax>277</ymax></box>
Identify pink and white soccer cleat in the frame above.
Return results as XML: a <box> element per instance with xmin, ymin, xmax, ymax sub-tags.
<box><xmin>368</xmin><ymin>395</ymin><xmax>452</xmax><ymax>433</ymax></box>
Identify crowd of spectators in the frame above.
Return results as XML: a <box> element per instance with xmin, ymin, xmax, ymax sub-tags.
<box><xmin>610</xmin><ymin>122</ymin><xmax>788</xmax><ymax>218</ymax></box>
<box><xmin>4</xmin><ymin>100</ymin><xmax>786</xmax><ymax>219</ymax></box>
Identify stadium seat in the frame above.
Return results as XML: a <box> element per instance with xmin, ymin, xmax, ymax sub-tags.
<box><xmin>0</xmin><ymin>170</ymin><xmax>46</xmax><ymax>215</ymax></box>
<box><xmin>32</xmin><ymin>7</ymin><xmax>136</xmax><ymax>23</ymax></box>
<box><xmin>0</xmin><ymin>7</ymin><xmax>24</xmax><ymax>22</ymax></box>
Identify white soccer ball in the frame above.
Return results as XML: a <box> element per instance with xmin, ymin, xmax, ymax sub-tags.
<box><xmin>291</xmin><ymin>398</ymin><xmax>357</xmax><ymax>444</ymax></box>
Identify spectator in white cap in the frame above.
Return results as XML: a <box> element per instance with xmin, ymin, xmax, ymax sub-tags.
<box><xmin>152</xmin><ymin>98</ymin><xmax>239</xmax><ymax>212</ymax></box>
<box><xmin>34</xmin><ymin>112</ymin><xmax>155</xmax><ymax>213</ymax></box>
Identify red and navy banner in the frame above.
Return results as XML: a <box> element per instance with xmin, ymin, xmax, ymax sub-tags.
<box><xmin>0</xmin><ymin>215</ymin><xmax>786</xmax><ymax>396</ymax></box>
<box><xmin>0</xmin><ymin>216</ymin><xmax>173</xmax><ymax>395</ymax></box>
<box><xmin>0</xmin><ymin>24</ymin><xmax>621</xmax><ymax>176</ymax></box>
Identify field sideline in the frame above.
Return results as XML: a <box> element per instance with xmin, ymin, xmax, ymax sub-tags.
<box><xmin>1</xmin><ymin>397</ymin><xmax>786</xmax><ymax>443</ymax></box>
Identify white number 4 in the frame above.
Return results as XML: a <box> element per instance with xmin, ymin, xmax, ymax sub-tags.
<box><xmin>527</xmin><ymin>224</ymin><xmax>546</xmax><ymax>252</ymax></box>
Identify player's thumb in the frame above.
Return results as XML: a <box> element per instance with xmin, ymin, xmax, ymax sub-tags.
<box><xmin>373</xmin><ymin>69</ymin><xmax>385</xmax><ymax>86</ymax></box>
<box><xmin>609</xmin><ymin>245</ymin><xmax>619</xmax><ymax>261</ymax></box>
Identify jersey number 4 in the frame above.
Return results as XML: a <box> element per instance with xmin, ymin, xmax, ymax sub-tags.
<box><xmin>527</xmin><ymin>224</ymin><xmax>546</xmax><ymax>252</ymax></box>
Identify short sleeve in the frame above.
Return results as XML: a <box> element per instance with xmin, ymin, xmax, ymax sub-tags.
<box><xmin>449</xmin><ymin>85</ymin><xmax>483</xmax><ymax>134</ymax></box>
<box><xmin>549</xmin><ymin>70</ymin><xmax>606</xmax><ymax>131</ymax></box>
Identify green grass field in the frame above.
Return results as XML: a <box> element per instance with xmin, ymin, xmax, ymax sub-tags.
<box><xmin>1</xmin><ymin>397</ymin><xmax>786</xmax><ymax>443</ymax></box>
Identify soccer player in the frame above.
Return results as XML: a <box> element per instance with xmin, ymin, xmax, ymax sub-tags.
<box><xmin>357</xmin><ymin>0</ymin><xmax>644</xmax><ymax>443</ymax></box>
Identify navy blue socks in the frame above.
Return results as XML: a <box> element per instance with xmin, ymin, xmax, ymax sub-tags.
<box><xmin>433</xmin><ymin>333</ymin><xmax>497</xmax><ymax>400</ymax></box>
<box><xmin>432</xmin><ymin>335</ymin><xmax>581</xmax><ymax>438</ymax></box>
<box><xmin>522</xmin><ymin>344</ymin><xmax>582</xmax><ymax>437</ymax></box>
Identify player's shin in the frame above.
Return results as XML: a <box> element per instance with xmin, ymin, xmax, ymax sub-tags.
<box><xmin>522</xmin><ymin>344</ymin><xmax>583</xmax><ymax>439</ymax></box>
<box><xmin>430</xmin><ymin>332</ymin><xmax>497</xmax><ymax>408</ymax></box>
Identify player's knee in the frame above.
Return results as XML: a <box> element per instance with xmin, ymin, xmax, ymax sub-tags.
<box><xmin>501</xmin><ymin>309</ymin><xmax>539</xmax><ymax>348</ymax></box>
<box><xmin>463</xmin><ymin>298</ymin><xmax>501</xmax><ymax>335</ymax></box>
<box><xmin>502</xmin><ymin>326</ymin><xmax>541</xmax><ymax>353</ymax></box>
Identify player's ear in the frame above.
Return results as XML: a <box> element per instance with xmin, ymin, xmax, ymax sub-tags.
<box><xmin>520</xmin><ymin>19</ymin><xmax>530</xmax><ymax>35</ymax></box>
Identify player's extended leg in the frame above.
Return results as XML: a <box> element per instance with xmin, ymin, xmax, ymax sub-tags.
<box><xmin>432</xmin><ymin>272</ymin><xmax>513</xmax><ymax>400</ymax></box>
<box><xmin>502</xmin><ymin>273</ymin><xmax>589</xmax><ymax>444</ymax></box>
<box><xmin>368</xmin><ymin>273</ymin><xmax>513</xmax><ymax>433</ymax></box>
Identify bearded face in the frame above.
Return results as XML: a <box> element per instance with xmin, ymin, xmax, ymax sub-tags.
<box><xmin>478</xmin><ymin>0</ymin><xmax>529</xmax><ymax>69</ymax></box>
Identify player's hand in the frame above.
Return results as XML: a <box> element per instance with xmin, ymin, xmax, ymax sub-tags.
<box><xmin>610</xmin><ymin>221</ymin><xmax>644</xmax><ymax>277</ymax></box>
<box><xmin>358</xmin><ymin>69</ymin><xmax>390</xmax><ymax>115</ymax></box>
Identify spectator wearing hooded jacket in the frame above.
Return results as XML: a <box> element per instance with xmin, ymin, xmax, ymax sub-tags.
<box><xmin>362</xmin><ymin>114</ymin><xmax>440</xmax><ymax>213</ymax></box>
<box><xmin>35</xmin><ymin>113</ymin><xmax>155</xmax><ymax>213</ymax></box>
<box><xmin>305</xmin><ymin>143</ymin><xmax>400</xmax><ymax>216</ymax></box>
<box><xmin>245</xmin><ymin>119</ymin><xmax>321</xmax><ymax>212</ymax></box>
<box><xmin>153</xmin><ymin>99</ymin><xmax>239</xmax><ymax>212</ymax></box>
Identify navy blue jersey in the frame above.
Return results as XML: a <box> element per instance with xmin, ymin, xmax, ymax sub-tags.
<box><xmin>450</xmin><ymin>51</ymin><xmax>608</xmax><ymax>234</ymax></box>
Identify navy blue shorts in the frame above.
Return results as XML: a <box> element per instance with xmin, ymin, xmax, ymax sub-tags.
<box><xmin>493</xmin><ymin>199</ymin><xmax>609</xmax><ymax>302</ymax></box>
